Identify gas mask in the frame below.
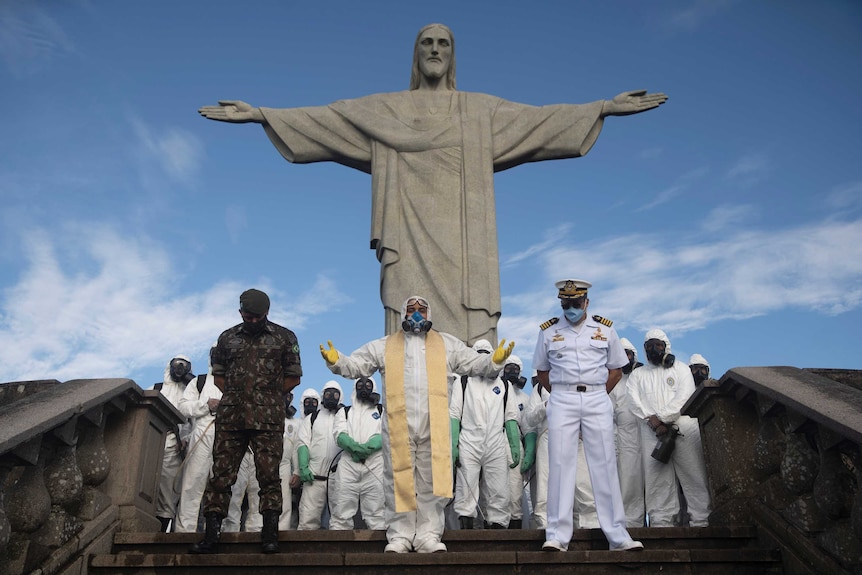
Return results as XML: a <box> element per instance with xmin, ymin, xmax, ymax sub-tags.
<box><xmin>622</xmin><ymin>350</ymin><xmax>636</xmax><ymax>374</ymax></box>
<box><xmin>322</xmin><ymin>388</ymin><xmax>341</xmax><ymax>411</ymax></box>
<box><xmin>284</xmin><ymin>392</ymin><xmax>297</xmax><ymax>419</ymax></box>
<box><xmin>303</xmin><ymin>397</ymin><xmax>319</xmax><ymax>416</ymax></box>
<box><xmin>402</xmin><ymin>310</ymin><xmax>431</xmax><ymax>334</ymax></box>
<box><xmin>502</xmin><ymin>364</ymin><xmax>527</xmax><ymax>389</ymax></box>
<box><xmin>645</xmin><ymin>339</ymin><xmax>675</xmax><ymax>368</ymax></box>
<box><xmin>355</xmin><ymin>377</ymin><xmax>379</xmax><ymax>405</ymax></box>
<box><xmin>691</xmin><ymin>365</ymin><xmax>709</xmax><ymax>385</ymax></box>
<box><xmin>169</xmin><ymin>358</ymin><xmax>193</xmax><ymax>384</ymax></box>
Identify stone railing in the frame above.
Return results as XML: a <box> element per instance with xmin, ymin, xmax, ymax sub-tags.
<box><xmin>0</xmin><ymin>379</ymin><xmax>183</xmax><ymax>575</ymax></box>
<box><xmin>685</xmin><ymin>367</ymin><xmax>862</xmax><ymax>575</ymax></box>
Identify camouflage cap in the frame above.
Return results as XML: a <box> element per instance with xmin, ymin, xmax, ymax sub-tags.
<box><xmin>240</xmin><ymin>289</ymin><xmax>270</xmax><ymax>315</ymax></box>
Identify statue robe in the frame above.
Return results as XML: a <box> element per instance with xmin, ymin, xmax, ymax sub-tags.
<box><xmin>261</xmin><ymin>91</ymin><xmax>604</xmax><ymax>344</ymax></box>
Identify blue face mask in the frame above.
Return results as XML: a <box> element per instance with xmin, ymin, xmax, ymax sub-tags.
<box><xmin>404</xmin><ymin>310</ymin><xmax>428</xmax><ymax>334</ymax></box>
<box><xmin>564</xmin><ymin>307</ymin><xmax>585</xmax><ymax>323</ymax></box>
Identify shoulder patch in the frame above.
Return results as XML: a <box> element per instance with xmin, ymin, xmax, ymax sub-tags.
<box><xmin>540</xmin><ymin>317</ymin><xmax>559</xmax><ymax>330</ymax></box>
<box><xmin>592</xmin><ymin>314</ymin><xmax>613</xmax><ymax>327</ymax></box>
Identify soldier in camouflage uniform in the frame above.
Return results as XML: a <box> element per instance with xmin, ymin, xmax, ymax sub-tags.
<box><xmin>190</xmin><ymin>289</ymin><xmax>302</xmax><ymax>554</ymax></box>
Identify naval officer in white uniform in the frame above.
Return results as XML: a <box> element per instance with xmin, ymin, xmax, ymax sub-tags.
<box><xmin>533</xmin><ymin>279</ymin><xmax>643</xmax><ymax>552</ymax></box>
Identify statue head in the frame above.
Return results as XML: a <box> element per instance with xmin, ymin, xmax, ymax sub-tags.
<box><xmin>410</xmin><ymin>23</ymin><xmax>456</xmax><ymax>90</ymax></box>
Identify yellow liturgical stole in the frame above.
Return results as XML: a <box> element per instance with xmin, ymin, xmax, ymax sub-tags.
<box><xmin>384</xmin><ymin>330</ymin><xmax>452</xmax><ymax>513</ymax></box>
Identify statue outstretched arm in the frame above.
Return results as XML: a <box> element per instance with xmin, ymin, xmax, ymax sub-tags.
<box><xmin>601</xmin><ymin>90</ymin><xmax>668</xmax><ymax>117</ymax></box>
<box><xmin>198</xmin><ymin>100</ymin><xmax>265</xmax><ymax>124</ymax></box>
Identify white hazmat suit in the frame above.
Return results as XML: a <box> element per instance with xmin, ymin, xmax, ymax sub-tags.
<box><xmin>626</xmin><ymin>329</ymin><xmax>711</xmax><ymax>527</ymax></box>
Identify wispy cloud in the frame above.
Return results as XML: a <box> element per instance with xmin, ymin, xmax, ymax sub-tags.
<box><xmin>826</xmin><ymin>180</ymin><xmax>862</xmax><ymax>215</ymax></box>
<box><xmin>0</xmin><ymin>224</ymin><xmax>345</xmax><ymax>383</ymax></box>
<box><xmin>637</xmin><ymin>168</ymin><xmax>708</xmax><ymax>212</ymax></box>
<box><xmin>701</xmin><ymin>204</ymin><xmax>758</xmax><ymax>233</ymax></box>
<box><xmin>131</xmin><ymin>118</ymin><xmax>203</xmax><ymax>185</ymax></box>
<box><xmin>664</xmin><ymin>0</ymin><xmax>737</xmax><ymax>33</ymax></box>
<box><xmin>0</xmin><ymin>0</ymin><xmax>75</xmax><ymax>76</ymax></box>
<box><xmin>502</xmin><ymin>223</ymin><xmax>571</xmax><ymax>267</ymax></box>
<box><xmin>726</xmin><ymin>152</ymin><xmax>770</xmax><ymax>187</ymax></box>
<box><xmin>502</xmin><ymin>217</ymin><xmax>862</xmax><ymax>358</ymax></box>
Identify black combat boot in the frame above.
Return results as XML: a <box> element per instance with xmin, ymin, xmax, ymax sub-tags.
<box><xmin>508</xmin><ymin>519</ymin><xmax>522</xmax><ymax>529</ymax></box>
<box><xmin>189</xmin><ymin>512</ymin><xmax>223</xmax><ymax>554</ymax></box>
<box><xmin>157</xmin><ymin>516</ymin><xmax>171</xmax><ymax>533</ymax></box>
<box><xmin>459</xmin><ymin>516</ymin><xmax>473</xmax><ymax>530</ymax></box>
<box><xmin>261</xmin><ymin>510</ymin><xmax>280</xmax><ymax>554</ymax></box>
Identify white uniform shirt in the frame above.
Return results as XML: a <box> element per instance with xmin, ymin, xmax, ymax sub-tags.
<box><xmin>626</xmin><ymin>361</ymin><xmax>697</xmax><ymax>424</ymax></box>
<box><xmin>532</xmin><ymin>315</ymin><xmax>628</xmax><ymax>386</ymax></box>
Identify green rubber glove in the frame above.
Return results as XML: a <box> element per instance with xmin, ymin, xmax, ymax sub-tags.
<box><xmin>505</xmin><ymin>420</ymin><xmax>521</xmax><ymax>468</ymax></box>
<box><xmin>451</xmin><ymin>418</ymin><xmax>461</xmax><ymax>465</ymax></box>
<box><xmin>297</xmin><ymin>445</ymin><xmax>314</xmax><ymax>484</ymax></box>
<box><xmin>337</xmin><ymin>432</ymin><xmax>361</xmax><ymax>455</ymax></box>
<box><xmin>521</xmin><ymin>431</ymin><xmax>537</xmax><ymax>473</ymax></box>
<box><xmin>364</xmin><ymin>434</ymin><xmax>383</xmax><ymax>453</ymax></box>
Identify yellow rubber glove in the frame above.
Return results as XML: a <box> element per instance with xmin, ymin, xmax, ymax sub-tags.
<box><xmin>492</xmin><ymin>339</ymin><xmax>515</xmax><ymax>364</ymax></box>
<box><xmin>320</xmin><ymin>340</ymin><xmax>340</xmax><ymax>365</ymax></box>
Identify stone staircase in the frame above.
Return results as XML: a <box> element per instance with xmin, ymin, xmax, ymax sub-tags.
<box><xmin>89</xmin><ymin>526</ymin><xmax>783</xmax><ymax>574</ymax></box>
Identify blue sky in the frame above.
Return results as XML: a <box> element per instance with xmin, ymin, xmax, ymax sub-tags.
<box><xmin>1</xmin><ymin>0</ymin><xmax>860</xmax><ymax>403</ymax></box>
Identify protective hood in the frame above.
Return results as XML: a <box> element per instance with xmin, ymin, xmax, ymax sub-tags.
<box><xmin>400</xmin><ymin>295</ymin><xmax>431</xmax><ymax>323</ymax></box>
<box><xmin>350</xmin><ymin>376</ymin><xmax>379</xmax><ymax>407</ymax></box>
<box><xmin>505</xmin><ymin>354</ymin><xmax>523</xmax><ymax>371</ymax></box>
<box><xmin>300</xmin><ymin>388</ymin><xmax>321</xmax><ymax>419</ymax></box>
<box><xmin>472</xmin><ymin>339</ymin><xmax>494</xmax><ymax>353</ymax></box>
<box><xmin>644</xmin><ymin>328</ymin><xmax>671</xmax><ymax>353</ymax></box>
<box><xmin>688</xmin><ymin>353</ymin><xmax>710</xmax><ymax>369</ymax></box>
<box><xmin>163</xmin><ymin>354</ymin><xmax>192</xmax><ymax>385</ymax></box>
<box><xmin>619</xmin><ymin>337</ymin><xmax>638</xmax><ymax>361</ymax></box>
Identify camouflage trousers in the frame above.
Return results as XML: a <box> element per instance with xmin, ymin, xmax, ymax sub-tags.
<box><xmin>203</xmin><ymin>428</ymin><xmax>284</xmax><ymax>516</ymax></box>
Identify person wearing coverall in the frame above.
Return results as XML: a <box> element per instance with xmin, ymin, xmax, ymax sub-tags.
<box><xmin>320</xmin><ymin>295</ymin><xmax>514</xmax><ymax>553</ymax></box>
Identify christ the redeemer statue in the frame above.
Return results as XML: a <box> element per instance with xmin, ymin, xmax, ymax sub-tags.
<box><xmin>199</xmin><ymin>23</ymin><xmax>667</xmax><ymax>345</ymax></box>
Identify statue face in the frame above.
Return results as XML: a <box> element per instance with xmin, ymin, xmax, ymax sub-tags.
<box><xmin>416</xmin><ymin>27</ymin><xmax>452</xmax><ymax>82</ymax></box>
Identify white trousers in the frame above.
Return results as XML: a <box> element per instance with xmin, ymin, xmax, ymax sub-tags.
<box><xmin>640</xmin><ymin>416</ymin><xmax>711</xmax><ymax>527</ymax></box>
<box><xmin>384</xmin><ymin>431</ymin><xmax>447</xmax><ymax>550</ymax></box>
<box><xmin>330</xmin><ymin>456</ymin><xmax>386</xmax><ymax>530</ymax></box>
<box><xmin>222</xmin><ymin>451</ymin><xmax>261</xmax><ymax>532</ymax></box>
<box><xmin>573</xmin><ymin>438</ymin><xmax>598</xmax><ymax>529</ymax></box>
<box><xmin>506</xmin><ymin>440</ymin><xmax>526</xmax><ymax>522</ymax></box>
<box><xmin>454</xmin><ymin>434</ymin><xmax>510</xmax><ymax>526</ymax></box>
<box><xmin>175</xmin><ymin>426</ymin><xmax>213</xmax><ymax>532</ymax></box>
<box><xmin>156</xmin><ymin>437</ymin><xmax>183</xmax><ymax>520</ymax></box>
<box><xmin>530</xmin><ymin>429</ymin><xmax>549</xmax><ymax>529</ymax></box>
<box><xmin>278</xmin><ymin>455</ymin><xmax>294</xmax><ymax>530</ymax></box>
<box><xmin>546</xmin><ymin>387</ymin><xmax>632</xmax><ymax>549</ymax></box>
<box><xmin>616</xmin><ymin>406</ymin><xmax>646</xmax><ymax>527</ymax></box>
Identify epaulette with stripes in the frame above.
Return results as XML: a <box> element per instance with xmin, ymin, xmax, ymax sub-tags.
<box><xmin>540</xmin><ymin>317</ymin><xmax>559</xmax><ymax>330</ymax></box>
<box><xmin>592</xmin><ymin>314</ymin><xmax>613</xmax><ymax>327</ymax></box>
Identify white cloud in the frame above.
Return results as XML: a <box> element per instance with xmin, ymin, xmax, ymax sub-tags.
<box><xmin>501</xmin><ymin>217</ymin><xmax>862</xmax><ymax>364</ymax></box>
<box><xmin>0</xmin><ymin>0</ymin><xmax>75</xmax><ymax>76</ymax></box>
<box><xmin>701</xmin><ymin>204</ymin><xmax>758</xmax><ymax>233</ymax></box>
<box><xmin>131</xmin><ymin>118</ymin><xmax>203</xmax><ymax>185</ymax></box>
<box><xmin>0</xmin><ymin>224</ymin><xmax>345</xmax><ymax>383</ymax></box>
<box><xmin>637</xmin><ymin>168</ymin><xmax>708</xmax><ymax>212</ymax></box>
<box><xmin>826</xmin><ymin>181</ymin><xmax>862</xmax><ymax>215</ymax></box>
<box><xmin>726</xmin><ymin>153</ymin><xmax>770</xmax><ymax>187</ymax></box>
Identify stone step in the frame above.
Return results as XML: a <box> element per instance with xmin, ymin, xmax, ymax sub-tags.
<box><xmin>91</xmin><ymin>526</ymin><xmax>783</xmax><ymax>575</ymax></box>
<box><xmin>109</xmin><ymin>526</ymin><xmax>765</xmax><ymax>555</ymax></box>
<box><xmin>90</xmin><ymin>547</ymin><xmax>783</xmax><ymax>575</ymax></box>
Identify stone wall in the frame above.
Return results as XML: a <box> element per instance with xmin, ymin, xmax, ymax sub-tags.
<box><xmin>685</xmin><ymin>367</ymin><xmax>862</xmax><ymax>575</ymax></box>
<box><xmin>0</xmin><ymin>379</ymin><xmax>183</xmax><ymax>575</ymax></box>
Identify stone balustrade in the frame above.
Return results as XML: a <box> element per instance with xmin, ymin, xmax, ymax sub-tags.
<box><xmin>684</xmin><ymin>366</ymin><xmax>862</xmax><ymax>575</ymax></box>
<box><xmin>0</xmin><ymin>379</ymin><xmax>183</xmax><ymax>575</ymax></box>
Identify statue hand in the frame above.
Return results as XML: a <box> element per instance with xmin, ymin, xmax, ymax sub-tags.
<box><xmin>198</xmin><ymin>100</ymin><xmax>264</xmax><ymax>123</ymax></box>
<box><xmin>603</xmin><ymin>90</ymin><xmax>668</xmax><ymax>117</ymax></box>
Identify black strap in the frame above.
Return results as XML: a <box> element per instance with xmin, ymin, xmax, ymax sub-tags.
<box><xmin>196</xmin><ymin>374</ymin><xmax>207</xmax><ymax>393</ymax></box>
